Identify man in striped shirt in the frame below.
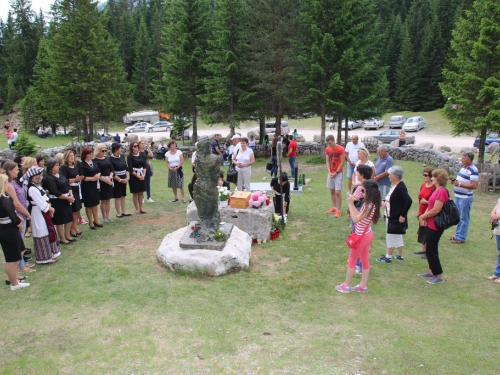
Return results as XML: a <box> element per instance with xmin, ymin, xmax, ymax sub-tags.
<box><xmin>450</xmin><ymin>152</ymin><xmax>478</xmax><ymax>244</ymax></box>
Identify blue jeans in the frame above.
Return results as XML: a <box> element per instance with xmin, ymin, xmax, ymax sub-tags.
<box><xmin>18</xmin><ymin>220</ymin><xmax>27</xmax><ymax>269</ymax></box>
<box><xmin>289</xmin><ymin>156</ymin><xmax>296</xmax><ymax>178</ymax></box>
<box><xmin>494</xmin><ymin>235</ymin><xmax>500</xmax><ymax>277</ymax></box>
<box><xmin>454</xmin><ymin>196</ymin><xmax>473</xmax><ymax>242</ymax></box>
<box><xmin>271</xmin><ymin>156</ymin><xmax>278</xmax><ymax>177</ymax></box>
<box><xmin>145</xmin><ymin>168</ymin><xmax>152</xmax><ymax>199</ymax></box>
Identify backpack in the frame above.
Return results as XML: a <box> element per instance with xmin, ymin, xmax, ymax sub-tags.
<box><xmin>434</xmin><ymin>189</ymin><xmax>460</xmax><ymax>230</ymax></box>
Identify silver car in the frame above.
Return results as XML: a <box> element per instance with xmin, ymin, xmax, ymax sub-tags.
<box><xmin>146</xmin><ymin>121</ymin><xmax>173</xmax><ymax>132</ymax></box>
<box><xmin>340</xmin><ymin>119</ymin><xmax>363</xmax><ymax>130</ymax></box>
<box><xmin>363</xmin><ymin>118</ymin><xmax>384</xmax><ymax>130</ymax></box>
<box><xmin>250</xmin><ymin>121</ymin><xmax>290</xmax><ymax>135</ymax></box>
<box><xmin>389</xmin><ymin>115</ymin><xmax>407</xmax><ymax>129</ymax></box>
<box><xmin>125</xmin><ymin>122</ymin><xmax>149</xmax><ymax>133</ymax></box>
<box><xmin>402</xmin><ymin>116</ymin><xmax>426</xmax><ymax>132</ymax></box>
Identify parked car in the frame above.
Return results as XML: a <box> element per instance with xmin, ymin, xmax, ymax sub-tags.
<box><xmin>371</xmin><ymin>130</ymin><xmax>416</xmax><ymax>144</ymax></box>
<box><xmin>146</xmin><ymin>121</ymin><xmax>173</xmax><ymax>132</ymax></box>
<box><xmin>250</xmin><ymin>121</ymin><xmax>290</xmax><ymax>135</ymax></box>
<box><xmin>473</xmin><ymin>134</ymin><xmax>500</xmax><ymax>148</ymax></box>
<box><xmin>125</xmin><ymin>122</ymin><xmax>149</xmax><ymax>133</ymax></box>
<box><xmin>388</xmin><ymin>115</ymin><xmax>407</xmax><ymax>129</ymax></box>
<box><xmin>363</xmin><ymin>118</ymin><xmax>384</xmax><ymax>130</ymax></box>
<box><xmin>340</xmin><ymin>119</ymin><xmax>363</xmax><ymax>130</ymax></box>
<box><xmin>402</xmin><ymin>116</ymin><xmax>426</xmax><ymax>131</ymax></box>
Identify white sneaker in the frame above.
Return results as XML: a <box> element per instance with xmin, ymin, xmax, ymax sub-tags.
<box><xmin>11</xmin><ymin>282</ymin><xmax>30</xmax><ymax>291</ymax></box>
<box><xmin>147</xmin><ymin>197</ymin><xmax>154</xmax><ymax>203</ymax></box>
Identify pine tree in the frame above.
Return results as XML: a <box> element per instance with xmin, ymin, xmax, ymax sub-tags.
<box><xmin>394</xmin><ymin>28</ymin><xmax>418</xmax><ymax>111</ymax></box>
<box><xmin>441</xmin><ymin>0</ymin><xmax>500</xmax><ymax>163</ymax></box>
<box><xmin>404</xmin><ymin>0</ymin><xmax>431</xmax><ymax>55</ymax></box>
<box><xmin>156</xmin><ymin>0</ymin><xmax>212</xmax><ymax>143</ymax></box>
<box><xmin>245</xmin><ymin>0</ymin><xmax>302</xmax><ymax>136</ymax></box>
<box><xmin>201</xmin><ymin>0</ymin><xmax>254</xmax><ymax>135</ymax></box>
<box><xmin>383</xmin><ymin>15</ymin><xmax>404</xmax><ymax>105</ymax></box>
<box><xmin>132</xmin><ymin>16</ymin><xmax>153</xmax><ymax>104</ymax></box>
<box><xmin>29</xmin><ymin>0</ymin><xmax>129</xmax><ymax>141</ymax></box>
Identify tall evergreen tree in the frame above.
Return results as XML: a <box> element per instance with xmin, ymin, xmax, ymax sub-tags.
<box><xmin>132</xmin><ymin>16</ymin><xmax>153</xmax><ymax>104</ymax></box>
<box><xmin>404</xmin><ymin>0</ymin><xmax>431</xmax><ymax>56</ymax></box>
<box><xmin>201</xmin><ymin>0</ymin><xmax>254</xmax><ymax>134</ymax></box>
<box><xmin>441</xmin><ymin>0</ymin><xmax>500</xmax><ymax>163</ymax></box>
<box><xmin>28</xmin><ymin>0</ymin><xmax>129</xmax><ymax>141</ymax></box>
<box><xmin>157</xmin><ymin>0</ymin><xmax>212</xmax><ymax>143</ymax></box>
<box><xmin>394</xmin><ymin>28</ymin><xmax>418</xmax><ymax>111</ymax></box>
<box><xmin>245</xmin><ymin>0</ymin><xmax>302</xmax><ymax>136</ymax></box>
<box><xmin>383</xmin><ymin>14</ymin><xmax>404</xmax><ymax>105</ymax></box>
<box><xmin>2</xmin><ymin>0</ymin><xmax>41</xmax><ymax>108</ymax></box>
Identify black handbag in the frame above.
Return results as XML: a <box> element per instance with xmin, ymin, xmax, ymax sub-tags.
<box><xmin>387</xmin><ymin>219</ymin><xmax>407</xmax><ymax>234</ymax></box>
<box><xmin>266</xmin><ymin>163</ymin><xmax>273</xmax><ymax>172</ymax></box>
<box><xmin>434</xmin><ymin>189</ymin><xmax>460</xmax><ymax>230</ymax></box>
<box><xmin>227</xmin><ymin>165</ymin><xmax>238</xmax><ymax>184</ymax></box>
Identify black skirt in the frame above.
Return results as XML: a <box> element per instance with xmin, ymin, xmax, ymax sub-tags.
<box><xmin>100</xmin><ymin>182</ymin><xmax>113</xmax><ymax>200</ymax></box>
<box><xmin>81</xmin><ymin>181</ymin><xmax>100</xmax><ymax>208</ymax></box>
<box><xmin>0</xmin><ymin>225</ymin><xmax>24</xmax><ymax>262</ymax></box>
<box><xmin>50</xmin><ymin>198</ymin><xmax>73</xmax><ymax>225</ymax></box>
<box><xmin>70</xmin><ymin>185</ymin><xmax>82</xmax><ymax>212</ymax></box>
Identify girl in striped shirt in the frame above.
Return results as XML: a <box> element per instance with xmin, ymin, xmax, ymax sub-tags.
<box><xmin>336</xmin><ymin>180</ymin><xmax>381</xmax><ymax>293</ymax></box>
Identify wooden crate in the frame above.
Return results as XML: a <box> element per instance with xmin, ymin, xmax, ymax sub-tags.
<box><xmin>230</xmin><ymin>191</ymin><xmax>252</xmax><ymax>209</ymax></box>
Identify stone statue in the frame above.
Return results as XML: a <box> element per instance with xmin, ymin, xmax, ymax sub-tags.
<box><xmin>191</xmin><ymin>137</ymin><xmax>221</xmax><ymax>242</ymax></box>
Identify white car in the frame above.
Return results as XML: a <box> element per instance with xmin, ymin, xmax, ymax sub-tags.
<box><xmin>250</xmin><ymin>121</ymin><xmax>290</xmax><ymax>135</ymax></box>
<box><xmin>363</xmin><ymin>118</ymin><xmax>384</xmax><ymax>130</ymax></box>
<box><xmin>388</xmin><ymin>115</ymin><xmax>407</xmax><ymax>129</ymax></box>
<box><xmin>402</xmin><ymin>116</ymin><xmax>426</xmax><ymax>132</ymax></box>
<box><xmin>125</xmin><ymin>122</ymin><xmax>150</xmax><ymax>133</ymax></box>
<box><xmin>146</xmin><ymin>121</ymin><xmax>172</xmax><ymax>132</ymax></box>
<box><xmin>340</xmin><ymin>119</ymin><xmax>363</xmax><ymax>130</ymax></box>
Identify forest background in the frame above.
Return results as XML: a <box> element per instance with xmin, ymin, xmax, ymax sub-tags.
<box><xmin>0</xmin><ymin>0</ymin><xmax>499</xmax><ymax>160</ymax></box>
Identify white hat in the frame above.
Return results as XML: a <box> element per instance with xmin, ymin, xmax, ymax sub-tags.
<box><xmin>231</xmin><ymin>134</ymin><xmax>241</xmax><ymax>140</ymax></box>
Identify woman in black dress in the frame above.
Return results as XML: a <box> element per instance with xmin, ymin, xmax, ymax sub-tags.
<box><xmin>45</xmin><ymin>158</ymin><xmax>75</xmax><ymax>244</ymax></box>
<box><xmin>93</xmin><ymin>143</ymin><xmax>114</xmax><ymax>223</ymax></box>
<box><xmin>0</xmin><ymin>174</ymin><xmax>29</xmax><ymax>290</ymax></box>
<box><xmin>80</xmin><ymin>147</ymin><xmax>102</xmax><ymax>229</ymax></box>
<box><xmin>270</xmin><ymin>172</ymin><xmax>290</xmax><ymax>216</ymax></box>
<box><xmin>109</xmin><ymin>143</ymin><xmax>131</xmax><ymax>217</ymax></box>
<box><xmin>60</xmin><ymin>150</ymin><xmax>84</xmax><ymax>237</ymax></box>
<box><xmin>127</xmin><ymin>141</ymin><xmax>148</xmax><ymax>214</ymax></box>
<box><xmin>139</xmin><ymin>140</ymin><xmax>154</xmax><ymax>202</ymax></box>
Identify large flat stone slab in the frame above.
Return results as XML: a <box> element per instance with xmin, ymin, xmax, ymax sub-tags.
<box><xmin>187</xmin><ymin>202</ymin><xmax>273</xmax><ymax>240</ymax></box>
<box><xmin>179</xmin><ymin>221</ymin><xmax>234</xmax><ymax>250</ymax></box>
<box><xmin>157</xmin><ymin>226</ymin><xmax>252</xmax><ymax>276</ymax></box>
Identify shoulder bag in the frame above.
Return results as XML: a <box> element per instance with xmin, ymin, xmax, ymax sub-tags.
<box><xmin>227</xmin><ymin>150</ymin><xmax>239</xmax><ymax>184</ymax></box>
<box><xmin>434</xmin><ymin>189</ymin><xmax>460</xmax><ymax>230</ymax></box>
<box><xmin>345</xmin><ymin>206</ymin><xmax>372</xmax><ymax>250</ymax></box>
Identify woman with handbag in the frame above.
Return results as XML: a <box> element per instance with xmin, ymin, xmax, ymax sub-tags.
<box><xmin>139</xmin><ymin>140</ymin><xmax>154</xmax><ymax>203</ymax></box>
<box><xmin>376</xmin><ymin>166</ymin><xmax>412</xmax><ymax>264</ymax></box>
<box><xmin>232</xmin><ymin>137</ymin><xmax>255</xmax><ymax>191</ymax></box>
<box><xmin>417</xmin><ymin>169</ymin><xmax>449</xmax><ymax>284</ymax></box>
<box><xmin>165</xmin><ymin>140</ymin><xmax>186</xmax><ymax>203</ymax></box>
<box><xmin>414</xmin><ymin>168</ymin><xmax>435</xmax><ymax>259</ymax></box>
<box><xmin>25</xmin><ymin>166</ymin><xmax>58</xmax><ymax>264</ymax></box>
<box><xmin>109</xmin><ymin>143</ymin><xmax>131</xmax><ymax>217</ymax></box>
<box><xmin>127</xmin><ymin>141</ymin><xmax>148</xmax><ymax>214</ymax></box>
<box><xmin>93</xmin><ymin>144</ymin><xmax>114</xmax><ymax>223</ymax></box>
<box><xmin>335</xmin><ymin>179</ymin><xmax>381</xmax><ymax>293</ymax></box>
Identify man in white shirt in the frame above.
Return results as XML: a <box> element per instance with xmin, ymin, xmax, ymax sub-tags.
<box><xmin>228</xmin><ymin>134</ymin><xmax>241</xmax><ymax>158</ymax></box>
<box><xmin>345</xmin><ymin>135</ymin><xmax>365</xmax><ymax>192</ymax></box>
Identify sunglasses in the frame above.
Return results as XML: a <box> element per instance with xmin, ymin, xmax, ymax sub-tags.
<box><xmin>423</xmin><ymin>174</ymin><xmax>429</xmax><ymax>177</ymax></box>
<box><xmin>361</xmin><ymin>188</ymin><xmax>365</xmax><ymax>193</ymax></box>
<box><xmin>132</xmin><ymin>145</ymin><xmax>138</xmax><ymax>148</ymax></box>
<box><xmin>101</xmin><ymin>149</ymin><xmax>107</xmax><ymax>153</ymax></box>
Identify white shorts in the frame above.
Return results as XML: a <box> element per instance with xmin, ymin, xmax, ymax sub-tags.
<box><xmin>326</xmin><ymin>172</ymin><xmax>343</xmax><ymax>190</ymax></box>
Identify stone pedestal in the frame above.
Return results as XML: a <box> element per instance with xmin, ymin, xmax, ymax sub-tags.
<box><xmin>186</xmin><ymin>202</ymin><xmax>273</xmax><ymax>240</ymax></box>
<box><xmin>156</xmin><ymin>226</ymin><xmax>252</xmax><ymax>276</ymax></box>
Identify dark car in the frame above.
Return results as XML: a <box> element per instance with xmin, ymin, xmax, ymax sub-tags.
<box><xmin>473</xmin><ymin>134</ymin><xmax>500</xmax><ymax>148</ymax></box>
<box><xmin>371</xmin><ymin>130</ymin><xmax>416</xmax><ymax>144</ymax></box>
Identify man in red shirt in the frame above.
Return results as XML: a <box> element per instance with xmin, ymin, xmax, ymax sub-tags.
<box><xmin>286</xmin><ymin>134</ymin><xmax>297</xmax><ymax>178</ymax></box>
<box><xmin>325</xmin><ymin>135</ymin><xmax>345</xmax><ymax>217</ymax></box>
<box><xmin>287</xmin><ymin>134</ymin><xmax>297</xmax><ymax>178</ymax></box>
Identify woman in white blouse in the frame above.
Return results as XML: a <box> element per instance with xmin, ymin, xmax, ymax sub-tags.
<box><xmin>352</xmin><ymin>148</ymin><xmax>375</xmax><ymax>190</ymax></box>
<box><xmin>232</xmin><ymin>137</ymin><xmax>255</xmax><ymax>191</ymax></box>
<box><xmin>165</xmin><ymin>140</ymin><xmax>186</xmax><ymax>203</ymax></box>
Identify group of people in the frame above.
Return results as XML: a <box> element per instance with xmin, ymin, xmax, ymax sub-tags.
<box><xmin>332</xmin><ymin>134</ymin><xmax>482</xmax><ymax>293</ymax></box>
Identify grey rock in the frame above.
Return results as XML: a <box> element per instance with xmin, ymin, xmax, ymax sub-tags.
<box><xmin>156</xmin><ymin>225</ymin><xmax>252</xmax><ymax>276</ymax></box>
<box><xmin>140</xmin><ymin>136</ymin><xmax>153</xmax><ymax>142</ymax></box>
<box><xmin>419</xmin><ymin>142</ymin><xmax>434</xmax><ymax>149</ymax></box>
<box><xmin>439</xmin><ymin>145</ymin><xmax>452</xmax><ymax>152</ymax></box>
<box><xmin>487</xmin><ymin>142</ymin><xmax>499</xmax><ymax>154</ymax></box>
<box><xmin>313</xmin><ymin>135</ymin><xmax>322</xmax><ymax>143</ymax></box>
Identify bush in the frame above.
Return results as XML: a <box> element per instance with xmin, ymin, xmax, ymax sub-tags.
<box><xmin>12</xmin><ymin>131</ymin><xmax>37</xmax><ymax>156</ymax></box>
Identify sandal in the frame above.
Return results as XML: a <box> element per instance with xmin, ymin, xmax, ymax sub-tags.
<box><xmin>488</xmin><ymin>275</ymin><xmax>499</xmax><ymax>280</ymax></box>
<box><xmin>494</xmin><ymin>279</ymin><xmax>500</xmax><ymax>284</ymax></box>
<box><xmin>414</xmin><ymin>251</ymin><xmax>426</xmax><ymax>255</ymax></box>
<box><xmin>25</xmin><ymin>232</ymin><xmax>31</xmax><ymax>238</ymax></box>
<box><xmin>451</xmin><ymin>238</ymin><xmax>464</xmax><ymax>244</ymax></box>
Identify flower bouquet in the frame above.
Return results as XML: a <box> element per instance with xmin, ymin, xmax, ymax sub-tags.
<box><xmin>217</xmin><ymin>186</ymin><xmax>231</xmax><ymax>207</ymax></box>
<box><xmin>248</xmin><ymin>191</ymin><xmax>267</xmax><ymax>209</ymax></box>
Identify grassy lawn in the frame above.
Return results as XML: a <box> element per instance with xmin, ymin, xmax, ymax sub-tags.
<box><xmin>1</xmin><ymin>154</ymin><xmax>499</xmax><ymax>374</ymax></box>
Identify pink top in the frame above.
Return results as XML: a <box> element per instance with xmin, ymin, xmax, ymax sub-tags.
<box><xmin>426</xmin><ymin>188</ymin><xmax>449</xmax><ymax>230</ymax></box>
<box><xmin>354</xmin><ymin>203</ymin><xmax>375</xmax><ymax>235</ymax></box>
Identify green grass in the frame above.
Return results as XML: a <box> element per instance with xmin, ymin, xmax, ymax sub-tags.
<box><xmin>1</xmin><ymin>154</ymin><xmax>499</xmax><ymax>374</ymax></box>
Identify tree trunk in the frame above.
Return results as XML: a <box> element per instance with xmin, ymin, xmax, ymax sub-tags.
<box><xmin>337</xmin><ymin>115</ymin><xmax>342</xmax><ymax>144</ymax></box>
<box><xmin>192</xmin><ymin>98</ymin><xmax>197</xmax><ymax>144</ymax></box>
<box><xmin>479</xmin><ymin>127</ymin><xmax>487</xmax><ymax>163</ymax></box>
<box><xmin>344</xmin><ymin>118</ymin><xmax>349</xmax><ymax>146</ymax></box>
<box><xmin>259</xmin><ymin>115</ymin><xmax>265</xmax><ymax>141</ymax></box>
<box><xmin>320</xmin><ymin>105</ymin><xmax>326</xmax><ymax>160</ymax></box>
